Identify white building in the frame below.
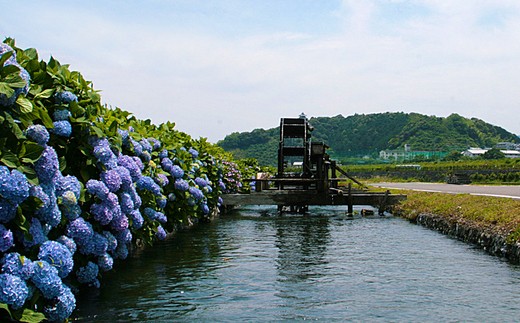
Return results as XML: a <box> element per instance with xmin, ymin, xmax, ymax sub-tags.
<box><xmin>462</xmin><ymin>148</ymin><xmax>520</xmax><ymax>158</ymax></box>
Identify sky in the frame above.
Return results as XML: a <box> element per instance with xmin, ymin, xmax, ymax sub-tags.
<box><xmin>2</xmin><ymin>0</ymin><xmax>520</xmax><ymax>142</ymax></box>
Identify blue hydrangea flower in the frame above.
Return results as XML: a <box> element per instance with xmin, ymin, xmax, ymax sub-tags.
<box><xmin>79</xmin><ymin>232</ymin><xmax>108</xmax><ymax>257</ymax></box>
<box><xmin>168</xmin><ymin>193</ymin><xmax>176</xmax><ymax>202</ymax></box>
<box><xmin>189</xmin><ymin>186</ymin><xmax>204</xmax><ymax>201</ymax></box>
<box><xmin>218</xmin><ymin>197</ymin><xmax>223</xmax><ymax>206</ymax></box>
<box><xmin>0</xmin><ymin>224</ymin><xmax>13</xmax><ymax>252</ymax></box>
<box><xmin>140</xmin><ymin>139</ymin><xmax>152</xmax><ymax>153</ymax></box>
<box><xmin>55</xmin><ymin>175</ymin><xmax>81</xmax><ymax>200</ymax></box>
<box><xmin>161</xmin><ymin>158</ymin><xmax>173</xmax><ymax>172</ymax></box>
<box><xmin>31</xmin><ymin>260</ymin><xmax>63</xmax><ymax>299</ymax></box>
<box><xmin>53</xmin><ymin>109</ymin><xmax>71</xmax><ymax>121</ymax></box>
<box><xmin>149</xmin><ymin>138</ymin><xmax>161</xmax><ymax>151</ymax></box>
<box><xmin>156</xmin><ymin>225</ymin><xmax>167</xmax><ymax>240</ymax></box>
<box><xmin>43</xmin><ymin>284</ymin><xmax>76</xmax><ymax>322</ymax></box>
<box><xmin>159</xmin><ymin>149</ymin><xmax>168</xmax><ymax>159</ymax></box>
<box><xmin>93</xmin><ymin>138</ymin><xmax>118</xmax><ymax>169</ymax></box>
<box><xmin>52</xmin><ymin>120</ymin><xmax>72</xmax><ymax>137</ymax></box>
<box><xmin>24</xmin><ymin>218</ymin><xmax>48</xmax><ymax>248</ymax></box>
<box><xmin>90</xmin><ymin>202</ymin><xmax>113</xmax><ymax>226</ymax></box>
<box><xmin>156</xmin><ymin>195</ymin><xmax>167</xmax><ymax>209</ymax></box>
<box><xmin>119</xmin><ymin>193</ymin><xmax>134</xmax><ymax>214</ymax></box>
<box><xmin>30</xmin><ymin>185</ymin><xmax>50</xmax><ymax>209</ymax></box>
<box><xmin>116</xmin><ymin>166</ymin><xmax>132</xmax><ymax>189</ymax></box>
<box><xmin>132</xmin><ymin>156</ymin><xmax>144</xmax><ymax>171</ymax></box>
<box><xmin>110</xmin><ymin>213</ymin><xmax>129</xmax><ymax>232</ymax></box>
<box><xmin>195</xmin><ymin>177</ymin><xmax>208</xmax><ymax>188</ymax></box>
<box><xmin>170</xmin><ymin>165</ymin><xmax>184</xmax><ymax>179</ymax></box>
<box><xmin>201</xmin><ymin>203</ymin><xmax>210</xmax><ymax>215</ymax></box>
<box><xmin>0</xmin><ymin>273</ymin><xmax>29</xmax><ymax>309</ymax></box>
<box><xmin>101</xmin><ymin>169</ymin><xmax>122</xmax><ymax>193</ymax></box>
<box><xmin>155</xmin><ymin>174</ymin><xmax>169</xmax><ymax>187</ymax></box>
<box><xmin>25</xmin><ymin>124</ymin><xmax>50</xmax><ymax>146</ymax></box>
<box><xmin>117</xmin><ymin>155</ymin><xmax>142</xmax><ymax>181</ymax></box>
<box><xmin>102</xmin><ymin>231</ymin><xmax>118</xmax><ymax>252</ymax></box>
<box><xmin>1</xmin><ymin>252</ymin><xmax>34</xmax><ymax>281</ymax></box>
<box><xmin>118</xmin><ymin>129</ymin><xmax>129</xmax><ymax>143</ymax></box>
<box><xmin>128</xmin><ymin>209</ymin><xmax>143</xmax><ymax>229</ymax></box>
<box><xmin>114</xmin><ymin>243</ymin><xmax>128</xmax><ymax>260</ymax></box>
<box><xmin>86</xmin><ymin>179</ymin><xmax>109</xmax><ymax>200</ymax></box>
<box><xmin>174</xmin><ymin>179</ymin><xmax>189</xmax><ymax>192</ymax></box>
<box><xmin>0</xmin><ymin>44</ymin><xmax>31</xmax><ymax>108</ymax></box>
<box><xmin>136</xmin><ymin>176</ymin><xmax>162</xmax><ymax>196</ymax></box>
<box><xmin>38</xmin><ymin>241</ymin><xmax>73</xmax><ymax>278</ymax></box>
<box><xmin>56</xmin><ymin>235</ymin><xmax>77</xmax><ymax>254</ymax></box>
<box><xmin>188</xmin><ymin>147</ymin><xmax>199</xmax><ymax>158</ymax></box>
<box><xmin>35</xmin><ymin>146</ymin><xmax>60</xmax><ymax>183</ymax></box>
<box><xmin>219</xmin><ymin>180</ymin><xmax>227</xmax><ymax>190</ymax></box>
<box><xmin>54</xmin><ymin>91</ymin><xmax>78</xmax><ymax>104</ymax></box>
<box><xmin>66</xmin><ymin>217</ymin><xmax>93</xmax><ymax>246</ymax></box>
<box><xmin>0</xmin><ymin>199</ymin><xmax>17</xmax><ymax>223</ymax></box>
<box><xmin>76</xmin><ymin>261</ymin><xmax>99</xmax><ymax>285</ymax></box>
<box><xmin>144</xmin><ymin>207</ymin><xmax>166</xmax><ymax>222</ymax></box>
<box><xmin>61</xmin><ymin>202</ymin><xmax>81</xmax><ymax>221</ymax></box>
<box><xmin>0</xmin><ymin>167</ymin><xmax>30</xmax><ymax>205</ymax></box>
<box><xmin>141</xmin><ymin>151</ymin><xmax>151</xmax><ymax>162</ymax></box>
<box><xmin>98</xmin><ymin>253</ymin><xmax>114</xmax><ymax>272</ymax></box>
<box><xmin>130</xmin><ymin>138</ymin><xmax>143</xmax><ymax>156</ymax></box>
<box><xmin>203</xmin><ymin>185</ymin><xmax>213</xmax><ymax>194</ymax></box>
<box><xmin>115</xmin><ymin>229</ymin><xmax>132</xmax><ymax>245</ymax></box>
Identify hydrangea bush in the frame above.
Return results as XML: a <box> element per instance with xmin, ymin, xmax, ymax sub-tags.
<box><xmin>0</xmin><ymin>39</ymin><xmax>244</xmax><ymax>322</ymax></box>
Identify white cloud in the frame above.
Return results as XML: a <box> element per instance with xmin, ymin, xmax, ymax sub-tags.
<box><xmin>3</xmin><ymin>1</ymin><xmax>520</xmax><ymax>141</ymax></box>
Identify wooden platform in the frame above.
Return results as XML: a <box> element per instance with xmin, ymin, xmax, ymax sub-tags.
<box><xmin>222</xmin><ymin>189</ymin><xmax>406</xmax><ymax>214</ymax></box>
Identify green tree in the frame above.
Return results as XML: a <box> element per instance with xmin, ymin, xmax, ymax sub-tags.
<box><xmin>482</xmin><ymin>148</ymin><xmax>505</xmax><ymax>160</ymax></box>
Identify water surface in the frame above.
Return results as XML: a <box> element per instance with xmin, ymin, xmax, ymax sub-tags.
<box><xmin>74</xmin><ymin>206</ymin><xmax>520</xmax><ymax>322</ymax></box>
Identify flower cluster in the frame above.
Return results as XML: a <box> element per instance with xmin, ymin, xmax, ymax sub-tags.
<box><xmin>0</xmin><ymin>43</ymin><xmax>30</xmax><ymax>107</ymax></box>
<box><xmin>222</xmin><ymin>161</ymin><xmax>243</xmax><ymax>193</ymax></box>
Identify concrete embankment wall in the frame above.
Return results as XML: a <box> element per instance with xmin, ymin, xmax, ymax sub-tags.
<box><xmin>406</xmin><ymin>213</ymin><xmax>520</xmax><ymax>264</ymax></box>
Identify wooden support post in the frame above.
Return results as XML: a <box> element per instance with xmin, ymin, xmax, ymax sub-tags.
<box><xmin>347</xmin><ymin>183</ymin><xmax>353</xmax><ymax>216</ymax></box>
<box><xmin>378</xmin><ymin>190</ymin><xmax>389</xmax><ymax>215</ymax></box>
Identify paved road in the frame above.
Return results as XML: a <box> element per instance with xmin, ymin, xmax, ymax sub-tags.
<box><xmin>370</xmin><ymin>182</ymin><xmax>520</xmax><ymax>200</ymax></box>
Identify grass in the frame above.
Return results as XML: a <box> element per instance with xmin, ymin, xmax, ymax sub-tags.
<box><xmin>393</xmin><ymin>190</ymin><xmax>520</xmax><ymax>243</ymax></box>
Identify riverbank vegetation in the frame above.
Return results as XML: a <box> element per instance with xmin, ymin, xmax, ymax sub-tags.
<box><xmin>0</xmin><ymin>39</ymin><xmax>254</xmax><ymax>322</ymax></box>
<box><xmin>394</xmin><ymin>190</ymin><xmax>520</xmax><ymax>243</ymax></box>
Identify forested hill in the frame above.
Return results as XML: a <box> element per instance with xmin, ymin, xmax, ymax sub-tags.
<box><xmin>217</xmin><ymin>112</ymin><xmax>520</xmax><ymax>166</ymax></box>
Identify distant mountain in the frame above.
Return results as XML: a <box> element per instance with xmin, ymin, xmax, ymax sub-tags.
<box><xmin>217</xmin><ymin>112</ymin><xmax>520</xmax><ymax>166</ymax></box>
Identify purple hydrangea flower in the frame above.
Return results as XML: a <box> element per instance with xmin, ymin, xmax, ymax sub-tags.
<box><xmin>155</xmin><ymin>174</ymin><xmax>169</xmax><ymax>187</ymax></box>
<box><xmin>1</xmin><ymin>252</ymin><xmax>35</xmax><ymax>281</ymax></box>
<box><xmin>0</xmin><ymin>224</ymin><xmax>13</xmax><ymax>252</ymax></box>
<box><xmin>117</xmin><ymin>154</ymin><xmax>142</xmax><ymax>180</ymax></box>
<box><xmin>102</xmin><ymin>231</ymin><xmax>118</xmax><ymax>252</ymax></box>
<box><xmin>25</xmin><ymin>124</ymin><xmax>50</xmax><ymax>146</ymax></box>
<box><xmin>53</xmin><ymin>109</ymin><xmax>71</xmax><ymax>121</ymax></box>
<box><xmin>66</xmin><ymin>217</ymin><xmax>93</xmax><ymax>246</ymax></box>
<box><xmin>56</xmin><ymin>235</ymin><xmax>77</xmax><ymax>254</ymax></box>
<box><xmin>195</xmin><ymin>177</ymin><xmax>208</xmax><ymax>188</ymax></box>
<box><xmin>140</xmin><ymin>139</ymin><xmax>152</xmax><ymax>153</ymax></box>
<box><xmin>170</xmin><ymin>165</ymin><xmax>184</xmax><ymax>179</ymax></box>
<box><xmin>174</xmin><ymin>179</ymin><xmax>189</xmax><ymax>192</ymax></box>
<box><xmin>110</xmin><ymin>213</ymin><xmax>129</xmax><ymax>232</ymax></box>
<box><xmin>136</xmin><ymin>176</ymin><xmax>162</xmax><ymax>196</ymax></box>
<box><xmin>38</xmin><ymin>241</ymin><xmax>73</xmax><ymax>278</ymax></box>
<box><xmin>52</xmin><ymin>120</ymin><xmax>72</xmax><ymax>137</ymax></box>
<box><xmin>76</xmin><ymin>261</ymin><xmax>99</xmax><ymax>285</ymax></box>
<box><xmin>149</xmin><ymin>138</ymin><xmax>161</xmax><ymax>151</ymax></box>
<box><xmin>132</xmin><ymin>156</ymin><xmax>144</xmax><ymax>171</ymax></box>
<box><xmin>116</xmin><ymin>166</ymin><xmax>132</xmax><ymax>189</ymax></box>
<box><xmin>35</xmin><ymin>146</ymin><xmax>60</xmax><ymax>183</ymax></box>
<box><xmin>201</xmin><ymin>203</ymin><xmax>210</xmax><ymax>215</ymax></box>
<box><xmin>86</xmin><ymin>179</ymin><xmax>109</xmax><ymax>200</ymax></box>
<box><xmin>0</xmin><ymin>273</ymin><xmax>29</xmax><ymax>309</ymax></box>
<box><xmin>114</xmin><ymin>242</ymin><xmax>128</xmax><ymax>260</ymax></box>
<box><xmin>157</xmin><ymin>195</ymin><xmax>167</xmax><ymax>209</ymax></box>
<box><xmin>43</xmin><ymin>284</ymin><xmax>76</xmax><ymax>322</ymax></box>
<box><xmin>90</xmin><ymin>202</ymin><xmax>113</xmax><ymax>226</ymax></box>
<box><xmin>119</xmin><ymin>192</ymin><xmax>134</xmax><ymax>214</ymax></box>
<box><xmin>31</xmin><ymin>260</ymin><xmax>63</xmax><ymax>299</ymax></box>
<box><xmin>115</xmin><ymin>229</ymin><xmax>132</xmax><ymax>245</ymax></box>
<box><xmin>79</xmin><ymin>232</ymin><xmax>108</xmax><ymax>257</ymax></box>
<box><xmin>101</xmin><ymin>169</ymin><xmax>122</xmax><ymax>192</ymax></box>
<box><xmin>189</xmin><ymin>186</ymin><xmax>204</xmax><ymax>201</ymax></box>
<box><xmin>55</xmin><ymin>91</ymin><xmax>78</xmax><ymax>104</ymax></box>
<box><xmin>55</xmin><ymin>175</ymin><xmax>81</xmax><ymax>200</ymax></box>
<box><xmin>130</xmin><ymin>138</ymin><xmax>143</xmax><ymax>156</ymax></box>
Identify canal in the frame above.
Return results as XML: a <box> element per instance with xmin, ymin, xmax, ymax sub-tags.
<box><xmin>73</xmin><ymin>206</ymin><xmax>520</xmax><ymax>322</ymax></box>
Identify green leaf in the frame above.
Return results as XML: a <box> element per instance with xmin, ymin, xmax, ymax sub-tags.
<box><xmin>38</xmin><ymin>108</ymin><xmax>54</xmax><ymax>128</ymax></box>
<box><xmin>0</xmin><ymin>51</ymin><xmax>14</xmax><ymax>67</ymax></box>
<box><xmin>1</xmin><ymin>150</ymin><xmax>19</xmax><ymax>168</ymax></box>
<box><xmin>20</xmin><ymin>142</ymin><xmax>44</xmax><ymax>163</ymax></box>
<box><xmin>19</xmin><ymin>308</ymin><xmax>46</xmax><ymax>323</ymax></box>
<box><xmin>16</xmin><ymin>96</ymin><xmax>33</xmax><ymax>114</ymax></box>
<box><xmin>33</xmin><ymin>88</ymin><xmax>54</xmax><ymax>100</ymax></box>
<box><xmin>0</xmin><ymin>83</ymin><xmax>15</xmax><ymax>97</ymax></box>
<box><xmin>0</xmin><ymin>303</ymin><xmax>13</xmax><ymax>320</ymax></box>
